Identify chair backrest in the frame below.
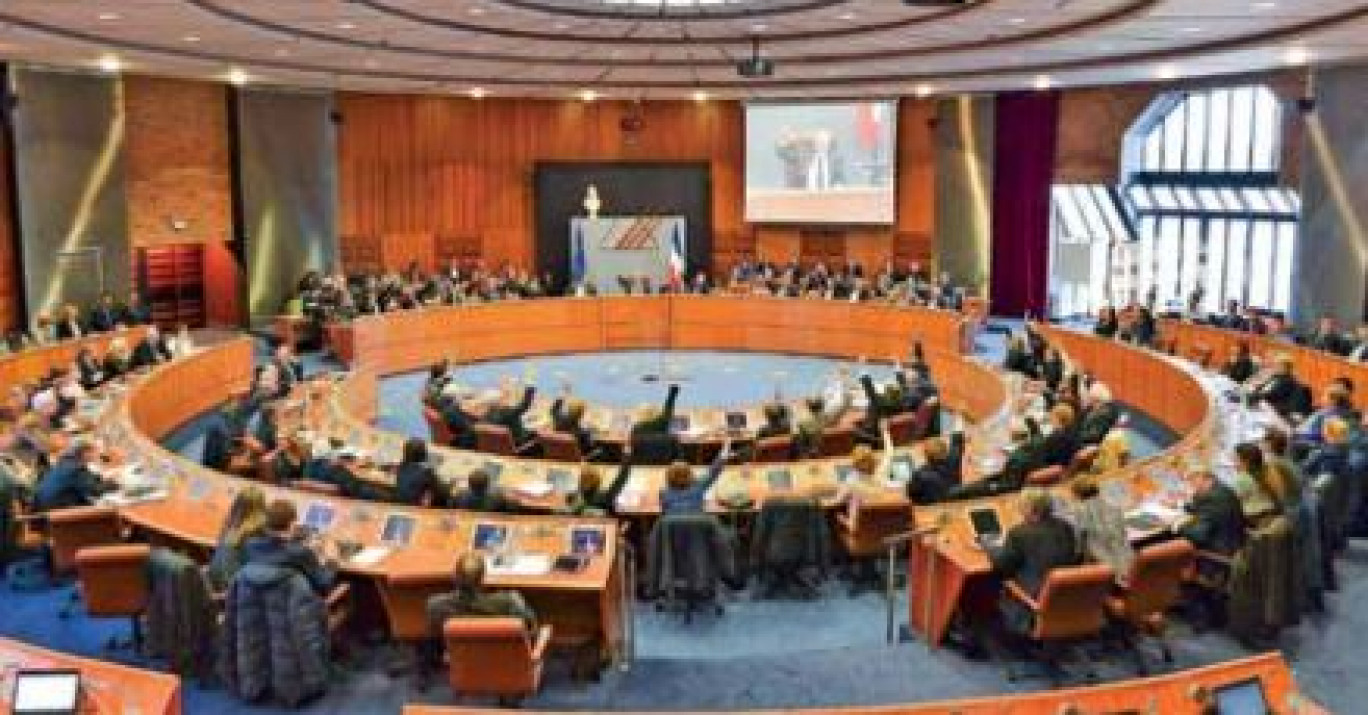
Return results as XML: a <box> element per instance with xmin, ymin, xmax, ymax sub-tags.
<box><xmin>74</xmin><ymin>544</ymin><xmax>151</xmax><ymax>617</ymax></box>
<box><xmin>442</xmin><ymin>617</ymin><xmax>537</xmax><ymax>696</ymax></box>
<box><xmin>844</xmin><ymin>501</ymin><xmax>913</xmax><ymax>557</ymax></box>
<box><xmin>1032</xmin><ymin>564</ymin><xmax>1116</xmax><ymax>640</ymax></box>
<box><xmin>910</xmin><ymin>398</ymin><xmax>941</xmax><ymax>440</ymax></box>
<box><xmin>474</xmin><ymin>424</ymin><xmax>516</xmax><ymax>456</ymax></box>
<box><xmin>539</xmin><ymin>431</ymin><xmax>583</xmax><ymax>462</ymax></box>
<box><xmin>1026</xmin><ymin>465</ymin><xmax>1065</xmax><ymax>486</ymax></box>
<box><xmin>1118</xmin><ymin>539</ymin><xmax>1195</xmax><ymax>626</ymax></box>
<box><xmin>423</xmin><ymin>407</ymin><xmax>454</xmax><ymax>446</ymax></box>
<box><xmin>47</xmin><ymin>506</ymin><xmax>123</xmax><ymax>575</ymax></box>
<box><xmin>886</xmin><ymin>413</ymin><xmax>919</xmax><ymax>446</ymax></box>
<box><xmin>752</xmin><ymin>496</ymin><xmax>827</xmax><ymax>568</ymax></box>
<box><xmin>380</xmin><ymin>571</ymin><xmax>451</xmax><ymax>642</ymax></box>
<box><xmin>752</xmin><ymin>435</ymin><xmax>794</xmax><ymax>464</ymax></box>
<box><xmin>293</xmin><ymin>479</ymin><xmax>342</xmax><ymax>497</ymax></box>
<box><xmin>816</xmin><ymin>425</ymin><xmax>856</xmax><ymax>458</ymax></box>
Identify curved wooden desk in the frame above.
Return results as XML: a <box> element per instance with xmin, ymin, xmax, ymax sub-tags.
<box><xmin>0</xmin><ymin>327</ymin><xmax>148</xmax><ymax>393</ymax></box>
<box><xmin>1159</xmin><ymin>318</ymin><xmax>1368</xmax><ymax>410</ymax></box>
<box><xmin>401</xmin><ymin>652</ymin><xmax>1322</xmax><ymax>714</ymax></box>
<box><xmin>113</xmin><ymin>341</ymin><xmax>625</xmax><ymax>658</ymax></box>
<box><xmin>0</xmin><ymin>636</ymin><xmax>181</xmax><ymax>715</ymax></box>
<box><xmin>907</xmin><ymin>326</ymin><xmax>1221</xmax><ymax>645</ymax></box>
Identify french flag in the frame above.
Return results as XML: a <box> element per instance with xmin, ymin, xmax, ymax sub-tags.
<box><xmin>668</xmin><ymin>222</ymin><xmax>685</xmax><ymax>290</ymax></box>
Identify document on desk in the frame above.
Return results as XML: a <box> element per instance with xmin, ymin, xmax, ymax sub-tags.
<box><xmin>486</xmin><ymin>553</ymin><xmax>552</xmax><ymax>577</ymax></box>
<box><xmin>349</xmin><ymin>546</ymin><xmax>393</xmax><ymax>567</ymax></box>
<box><xmin>1127</xmin><ymin>502</ymin><xmax>1184</xmax><ymax>524</ymax></box>
<box><xmin>512</xmin><ymin>481</ymin><xmax>554</xmax><ymax>499</ymax></box>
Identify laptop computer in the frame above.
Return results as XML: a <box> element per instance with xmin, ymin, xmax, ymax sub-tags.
<box><xmin>12</xmin><ymin>669</ymin><xmax>81</xmax><ymax>715</ymax></box>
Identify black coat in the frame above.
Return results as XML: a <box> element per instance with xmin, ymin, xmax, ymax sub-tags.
<box><xmin>484</xmin><ymin>386</ymin><xmax>536</xmax><ymax>445</ymax></box>
<box><xmin>1077</xmin><ymin>402</ymin><xmax>1120</xmax><ymax>446</ymax></box>
<box><xmin>991</xmin><ymin>515</ymin><xmax>1081</xmax><ymax>634</ymax></box>
<box><xmin>394</xmin><ymin>461</ymin><xmax>442</xmax><ymax>506</ymax></box>
<box><xmin>1179</xmin><ymin>483</ymin><xmax>1246</xmax><ymax>556</ymax></box>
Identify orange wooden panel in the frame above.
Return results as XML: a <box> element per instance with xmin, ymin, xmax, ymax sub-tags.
<box><xmin>0</xmin><ymin>637</ymin><xmax>181</xmax><ymax>715</ymax></box>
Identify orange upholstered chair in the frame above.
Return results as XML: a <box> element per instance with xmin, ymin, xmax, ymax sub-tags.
<box><xmin>538</xmin><ymin>431</ymin><xmax>585</xmax><ymax>462</ymax></box>
<box><xmin>751</xmin><ymin>435</ymin><xmax>795</xmax><ymax>464</ymax></box>
<box><xmin>424</xmin><ymin>407</ymin><xmax>454</xmax><ymax>446</ymax></box>
<box><xmin>1026</xmin><ymin>464</ymin><xmax>1066</xmax><ymax>487</ymax></box>
<box><xmin>1106</xmin><ymin>539</ymin><xmax>1196</xmax><ymax>673</ymax></box>
<box><xmin>816</xmin><ymin>425</ymin><xmax>857</xmax><ymax>458</ymax></box>
<box><xmin>1004</xmin><ymin>563</ymin><xmax>1116</xmax><ymax>683</ymax></box>
<box><xmin>74</xmin><ymin>544</ymin><xmax>152</xmax><ymax>652</ymax></box>
<box><xmin>47</xmin><ymin>505</ymin><xmax>124</xmax><ymax>578</ymax></box>
<box><xmin>378</xmin><ymin>570</ymin><xmax>451</xmax><ymax>686</ymax></box>
<box><xmin>474</xmin><ymin>424</ymin><xmax>536</xmax><ymax>457</ymax></box>
<box><xmin>885</xmin><ymin>413</ymin><xmax>919</xmax><ymax>446</ymax></box>
<box><xmin>835</xmin><ymin>500</ymin><xmax>912</xmax><ymax>592</ymax></box>
<box><xmin>442</xmin><ymin>617</ymin><xmax>553</xmax><ymax>705</ymax></box>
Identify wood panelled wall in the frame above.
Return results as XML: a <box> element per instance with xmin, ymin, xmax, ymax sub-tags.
<box><xmin>336</xmin><ymin>95</ymin><xmax>937</xmax><ymax>275</ymax></box>
<box><xmin>122</xmin><ymin>76</ymin><xmax>234</xmax><ymax>247</ymax></box>
<box><xmin>0</xmin><ymin>119</ymin><xmax>17</xmax><ymax>332</ymax></box>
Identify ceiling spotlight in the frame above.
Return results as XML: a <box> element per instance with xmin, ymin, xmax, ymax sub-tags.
<box><xmin>336</xmin><ymin>21</ymin><xmax>357</xmax><ymax>30</ymax></box>
<box><xmin>692</xmin><ymin>90</ymin><xmax>709</xmax><ymax>102</ymax></box>
<box><xmin>579</xmin><ymin>89</ymin><xmax>598</xmax><ymax>102</ymax></box>
<box><xmin>97</xmin><ymin>12</ymin><xmax>121</xmax><ymax>21</ymax></box>
<box><xmin>469</xmin><ymin>87</ymin><xmax>487</xmax><ymax>99</ymax></box>
<box><xmin>1181</xmin><ymin>26</ymin><xmax>1202</xmax><ymax>33</ymax></box>
<box><xmin>1253</xmin><ymin>1</ymin><xmax>1277</xmax><ymax>9</ymax></box>
<box><xmin>1008</xmin><ymin>17</ymin><xmax>1026</xmax><ymax>25</ymax></box>
<box><xmin>1156</xmin><ymin>64</ymin><xmax>1179</xmax><ymax>80</ymax></box>
<box><xmin>228</xmin><ymin>68</ymin><xmax>248</xmax><ymax>86</ymax></box>
<box><xmin>1284</xmin><ymin>46</ymin><xmax>1310</xmax><ymax>65</ymax></box>
<box><xmin>838</xmin><ymin>13</ymin><xmax>857</xmax><ymax>21</ymax></box>
<box><xmin>97</xmin><ymin>55</ymin><xmax>122</xmax><ymax>73</ymax></box>
<box><xmin>183</xmin><ymin>34</ymin><xmax>202</xmax><ymax>43</ymax></box>
<box><xmin>1033</xmin><ymin>74</ymin><xmax>1053</xmax><ymax>90</ymax></box>
<box><xmin>914</xmin><ymin>83</ymin><xmax>934</xmax><ymax>98</ymax></box>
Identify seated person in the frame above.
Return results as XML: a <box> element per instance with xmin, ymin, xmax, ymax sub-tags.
<box><xmin>87</xmin><ymin>293</ymin><xmax>120</xmax><ymax>333</ymax></box>
<box><xmin>631</xmin><ymin>383</ymin><xmax>681</xmax><ymax>437</ymax></box>
<box><xmin>659</xmin><ymin>437</ymin><xmax>732</xmax><ymax>515</ymax></box>
<box><xmin>906</xmin><ymin>432</ymin><xmax>963</xmax><ymax>505</ymax></box>
<box><xmin>755</xmin><ymin>402</ymin><xmax>793</xmax><ymax>441</ymax></box>
<box><xmin>1093</xmin><ymin>307</ymin><xmax>1119</xmax><ymax>339</ymax></box>
<box><xmin>836</xmin><ymin>420</ymin><xmax>895</xmax><ymax>504</ymax></box>
<box><xmin>202</xmin><ymin>395</ymin><xmax>250</xmax><ymax>471</ymax></box>
<box><xmin>53</xmin><ymin>303</ymin><xmax>84</xmax><ymax>341</ymax></box>
<box><xmin>482</xmin><ymin>378</ymin><xmax>537</xmax><ymax>447</ymax></box>
<box><xmin>629</xmin><ymin>385</ymin><xmax>683</xmax><ymax>465</ymax></box>
<box><xmin>1305</xmin><ymin>315</ymin><xmax>1349</xmax><ymax>355</ymax></box>
<box><xmin>116</xmin><ymin>290</ymin><xmax>152</xmax><ymax>327</ymax></box>
<box><xmin>945</xmin><ymin>419</ymin><xmax>1042</xmax><ymax>501</ymax></box>
<box><xmin>1231</xmin><ymin>441</ymin><xmax>1293</xmax><ymax>523</ymax></box>
<box><xmin>439</xmin><ymin>385</ymin><xmax>486</xmax><ymax>450</ymax></box>
<box><xmin>130</xmin><ymin>325</ymin><xmax>174</xmax><ymax>370</ymax></box>
<box><xmin>549</xmin><ymin>387</ymin><xmax>595</xmax><ymax>456</ymax></box>
<box><xmin>1301</xmin><ymin>417</ymin><xmax>1353</xmax><ymax>483</ymax></box>
<box><xmin>395</xmin><ymin>438</ymin><xmax>443</xmax><ymax>507</ymax></box>
<box><xmin>241</xmin><ymin>499</ymin><xmax>338</xmax><ymax>595</ymax></box>
<box><xmin>33</xmin><ymin>441</ymin><xmax>113</xmax><ymax>511</ymax></box>
<box><xmin>424</xmin><ymin>552</ymin><xmax>538</xmax><ymax>667</ymax></box>
<box><xmin>101</xmin><ymin>338</ymin><xmax>133</xmax><ymax>380</ymax></box>
<box><xmin>1295</xmin><ymin>381</ymin><xmax>1358</xmax><ymax>447</ymax></box>
<box><xmin>1252</xmin><ymin>354</ymin><xmax>1305</xmax><ymax>418</ymax></box>
<box><xmin>207</xmin><ymin>486</ymin><xmax>268</xmax><ymax>590</ymax></box>
<box><xmin>1222</xmin><ymin>343</ymin><xmax>1257</xmax><ymax>384</ymax></box>
<box><xmin>74</xmin><ymin>346</ymin><xmax>105</xmax><ymax>390</ymax></box>
<box><xmin>1038</xmin><ymin>347</ymin><xmax>1065</xmax><ymax>395</ymax></box>
<box><xmin>422</xmin><ymin>360</ymin><xmax>452</xmax><ymax>407</ymax></box>
<box><xmin>450</xmin><ymin>468</ymin><xmax>514</xmax><ymax>513</ymax></box>
<box><xmin>271</xmin><ymin>344</ymin><xmax>304</xmax><ymax>393</ymax></box>
<box><xmin>563</xmin><ymin>449</ymin><xmax>634</xmax><ymax>517</ymax></box>
<box><xmin>855</xmin><ymin>374</ymin><xmax>900</xmax><ymax>443</ymax></box>
<box><xmin>1069</xmin><ymin>476</ymin><xmax>1134</xmax><ymax>577</ymax></box>
<box><xmin>1038</xmin><ymin>403</ymin><xmax>1080</xmax><ymax>468</ymax></box>
<box><xmin>1086</xmin><ymin>428</ymin><xmax>1131</xmax><ymax>476</ymax></box>
<box><xmin>1002</xmin><ymin>334</ymin><xmax>1038</xmax><ymax>378</ymax></box>
<box><xmin>1176</xmin><ymin>468</ymin><xmax>1246</xmax><ymax>556</ymax></box>
<box><xmin>794</xmin><ymin>396</ymin><xmax>832</xmax><ymax>458</ymax></box>
<box><xmin>1076</xmin><ymin>383</ymin><xmax>1120</xmax><ymax>447</ymax></box>
<box><xmin>989</xmin><ymin>488</ymin><xmax>1081</xmax><ymax>635</ymax></box>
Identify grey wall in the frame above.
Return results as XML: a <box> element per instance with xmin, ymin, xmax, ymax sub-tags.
<box><xmin>1297</xmin><ymin>63</ymin><xmax>1368</xmax><ymax>326</ymax></box>
<box><xmin>10</xmin><ymin>68</ymin><xmax>129</xmax><ymax>319</ymax></box>
<box><xmin>934</xmin><ymin>96</ymin><xmax>994</xmax><ymax>297</ymax></box>
<box><xmin>237</xmin><ymin>88</ymin><xmax>338</xmax><ymax>321</ymax></box>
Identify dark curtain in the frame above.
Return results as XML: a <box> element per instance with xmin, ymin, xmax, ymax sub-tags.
<box><xmin>533</xmin><ymin>163</ymin><xmax>712</xmax><ymax>290</ymax></box>
<box><xmin>990</xmin><ymin>91</ymin><xmax>1059</xmax><ymax>318</ymax></box>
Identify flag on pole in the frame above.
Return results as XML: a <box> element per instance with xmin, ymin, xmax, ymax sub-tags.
<box><xmin>668</xmin><ymin>222</ymin><xmax>685</xmax><ymax>290</ymax></box>
<box><xmin>571</xmin><ymin>223</ymin><xmax>587</xmax><ymax>285</ymax></box>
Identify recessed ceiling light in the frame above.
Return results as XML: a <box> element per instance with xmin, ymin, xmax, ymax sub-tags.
<box><xmin>579</xmin><ymin>89</ymin><xmax>598</xmax><ymax>102</ymax></box>
<box><xmin>1008</xmin><ymin>17</ymin><xmax>1026</xmax><ymax>25</ymax></box>
<box><xmin>914</xmin><ymin>84</ymin><xmax>934</xmax><ymax>98</ymax></box>
<box><xmin>1284</xmin><ymin>46</ymin><xmax>1310</xmax><ymax>65</ymax></box>
<box><xmin>97</xmin><ymin>55</ymin><xmax>121</xmax><ymax>73</ymax></box>
<box><xmin>183</xmin><ymin>34</ymin><xmax>201</xmax><ymax>43</ymax></box>
<box><xmin>228</xmin><ymin>68</ymin><xmax>248</xmax><ymax>86</ymax></box>
<box><xmin>1181</xmin><ymin>26</ymin><xmax>1202</xmax><ymax>33</ymax></box>
<box><xmin>1253</xmin><ymin>1</ymin><xmax>1277</xmax><ymax>9</ymax></box>
<box><xmin>1156</xmin><ymin>64</ymin><xmax>1179</xmax><ymax>80</ymax></box>
<box><xmin>837</xmin><ymin>13</ymin><xmax>856</xmax><ymax>21</ymax></box>
<box><xmin>469</xmin><ymin>87</ymin><xmax>487</xmax><ymax>99</ymax></box>
<box><xmin>749</xmin><ymin>23</ymin><xmax>768</xmax><ymax>33</ymax></box>
<box><xmin>336</xmin><ymin>21</ymin><xmax>357</xmax><ymax>30</ymax></box>
<box><xmin>692</xmin><ymin>90</ymin><xmax>709</xmax><ymax>102</ymax></box>
<box><xmin>1033</xmin><ymin>74</ymin><xmax>1053</xmax><ymax>90</ymax></box>
<box><xmin>97</xmin><ymin>12</ymin><xmax>120</xmax><ymax>22</ymax></box>
<box><xmin>469</xmin><ymin>6</ymin><xmax>486</xmax><ymax>15</ymax></box>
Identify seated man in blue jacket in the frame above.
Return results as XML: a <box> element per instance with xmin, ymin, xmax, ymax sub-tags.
<box><xmin>241</xmin><ymin>499</ymin><xmax>337</xmax><ymax>595</ymax></box>
<box><xmin>33</xmin><ymin>441</ymin><xmax>113</xmax><ymax>511</ymax></box>
<box><xmin>659</xmin><ymin>438</ymin><xmax>732</xmax><ymax>515</ymax></box>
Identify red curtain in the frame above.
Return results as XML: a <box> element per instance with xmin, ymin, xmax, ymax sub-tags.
<box><xmin>990</xmin><ymin>91</ymin><xmax>1060</xmax><ymax>318</ymax></box>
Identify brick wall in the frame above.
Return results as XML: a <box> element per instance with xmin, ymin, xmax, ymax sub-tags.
<box><xmin>122</xmin><ymin>75</ymin><xmax>233</xmax><ymax>247</ymax></box>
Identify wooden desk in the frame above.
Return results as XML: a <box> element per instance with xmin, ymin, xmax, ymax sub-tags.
<box><xmin>1159</xmin><ymin>318</ymin><xmax>1368</xmax><ymax>411</ymax></box>
<box><xmin>0</xmin><ymin>326</ymin><xmax>148</xmax><ymax>393</ymax></box>
<box><xmin>0</xmin><ymin>637</ymin><xmax>181</xmax><ymax>715</ymax></box>
<box><xmin>402</xmin><ymin>652</ymin><xmax>1321</xmax><ymax>714</ymax></box>
<box><xmin>907</xmin><ymin>326</ymin><xmax>1221</xmax><ymax>645</ymax></box>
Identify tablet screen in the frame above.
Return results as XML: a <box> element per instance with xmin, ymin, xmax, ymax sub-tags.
<box><xmin>570</xmin><ymin>526</ymin><xmax>606</xmax><ymax>555</ymax></box>
<box><xmin>968</xmin><ymin>508</ymin><xmax>1002</xmax><ymax>538</ymax></box>
<box><xmin>725</xmin><ymin>412</ymin><xmax>747</xmax><ymax>430</ymax></box>
<box><xmin>13</xmin><ymin>670</ymin><xmax>80</xmax><ymax>714</ymax></box>
<box><xmin>482</xmin><ymin>461</ymin><xmax>504</xmax><ymax>483</ymax></box>
<box><xmin>766</xmin><ymin>469</ymin><xmax>794</xmax><ymax>491</ymax></box>
<box><xmin>302</xmin><ymin>502</ymin><xmax>337</xmax><ymax>533</ymax></box>
<box><xmin>472</xmin><ymin>523</ymin><xmax>510</xmax><ymax>551</ymax></box>
<box><xmin>379</xmin><ymin>513</ymin><xmax>417</xmax><ymax>547</ymax></box>
<box><xmin>1214</xmin><ymin>678</ymin><xmax>1270</xmax><ymax>715</ymax></box>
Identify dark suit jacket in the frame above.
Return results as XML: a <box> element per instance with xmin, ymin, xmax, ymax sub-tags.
<box><xmin>34</xmin><ymin>456</ymin><xmax>110</xmax><ymax>511</ymax></box>
<box><xmin>1039</xmin><ymin>423</ymin><xmax>1080</xmax><ymax>468</ymax></box>
<box><xmin>87</xmin><ymin>307</ymin><xmax>118</xmax><ymax>333</ymax></box>
<box><xmin>1257</xmin><ymin>373</ymin><xmax>1302</xmax><ymax>417</ymax></box>
<box><xmin>449</xmin><ymin>487</ymin><xmax>515</xmax><ymax>514</ymax></box>
<box><xmin>395</xmin><ymin>461</ymin><xmax>442</xmax><ymax>506</ymax></box>
<box><xmin>75</xmin><ymin>355</ymin><xmax>104</xmax><ymax>389</ymax></box>
<box><xmin>54</xmin><ymin>319</ymin><xmax>83</xmax><ymax>341</ymax></box>
<box><xmin>549</xmin><ymin>399</ymin><xmax>595</xmax><ymax>454</ymax></box>
<box><xmin>130</xmin><ymin>337</ymin><xmax>173</xmax><ymax>370</ymax></box>
<box><xmin>440</xmin><ymin>400</ymin><xmax>480</xmax><ymax>449</ymax></box>
<box><xmin>1179</xmin><ymin>483</ymin><xmax>1246</xmax><ymax>555</ymax></box>
<box><xmin>1224</xmin><ymin>355</ymin><xmax>1256</xmax><ymax>384</ymax></box>
<box><xmin>991</xmin><ymin>515</ymin><xmax>1080</xmax><ymax>600</ymax></box>
<box><xmin>241</xmin><ymin>533</ymin><xmax>336</xmax><ymax>595</ymax></box>
<box><xmin>1003</xmin><ymin>349</ymin><xmax>1038</xmax><ymax>378</ymax></box>
<box><xmin>484</xmin><ymin>386</ymin><xmax>536</xmax><ymax>445</ymax></box>
<box><xmin>632</xmin><ymin>384</ymin><xmax>681</xmax><ymax>437</ymax></box>
<box><xmin>1077</xmin><ymin>402</ymin><xmax>1120</xmax><ymax>446</ymax></box>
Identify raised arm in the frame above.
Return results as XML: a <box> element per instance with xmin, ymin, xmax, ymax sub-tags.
<box><xmin>877</xmin><ymin>420</ymin><xmax>895</xmax><ymax>479</ymax></box>
<box><xmin>660</xmin><ymin>384</ymin><xmax>681</xmax><ymax>424</ymax></box>
<box><xmin>601</xmin><ymin>451</ymin><xmax>635</xmax><ymax>513</ymax></box>
<box><xmin>696</xmin><ymin>438</ymin><xmax>733</xmax><ymax>496</ymax></box>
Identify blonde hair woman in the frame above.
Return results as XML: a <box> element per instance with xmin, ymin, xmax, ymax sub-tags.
<box><xmin>208</xmin><ymin>486</ymin><xmax>268</xmax><ymax>589</ymax></box>
<box><xmin>1089</xmin><ymin>429</ymin><xmax>1131</xmax><ymax>475</ymax></box>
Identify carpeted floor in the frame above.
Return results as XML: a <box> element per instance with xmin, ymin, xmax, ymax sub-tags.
<box><xmin>3</xmin><ymin>323</ymin><xmax>1363</xmax><ymax>713</ymax></box>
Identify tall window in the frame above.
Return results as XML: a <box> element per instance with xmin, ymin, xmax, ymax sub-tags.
<box><xmin>1049</xmin><ymin>85</ymin><xmax>1299</xmax><ymax>317</ymax></box>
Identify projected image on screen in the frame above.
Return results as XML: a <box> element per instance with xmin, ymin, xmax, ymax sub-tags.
<box><xmin>746</xmin><ymin>101</ymin><xmax>897</xmax><ymax>224</ymax></box>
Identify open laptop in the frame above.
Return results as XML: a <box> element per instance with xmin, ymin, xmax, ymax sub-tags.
<box><xmin>12</xmin><ymin>669</ymin><xmax>81</xmax><ymax>715</ymax></box>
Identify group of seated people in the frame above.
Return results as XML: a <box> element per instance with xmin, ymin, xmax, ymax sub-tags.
<box><xmin>725</xmin><ymin>259</ymin><xmax>964</xmax><ymax>309</ymax></box>
<box><xmin>1</xmin><ymin>290</ymin><xmax>160</xmax><ymax>355</ymax></box>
